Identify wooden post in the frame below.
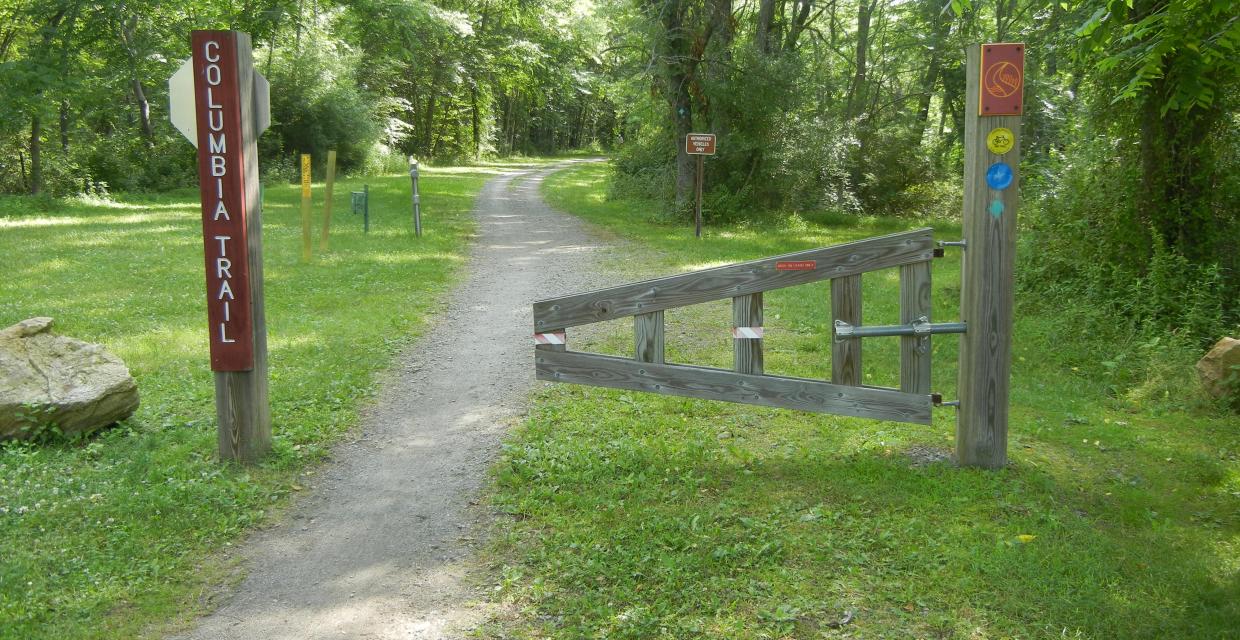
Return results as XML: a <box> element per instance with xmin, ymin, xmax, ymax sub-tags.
<box><xmin>899</xmin><ymin>262</ymin><xmax>932</xmax><ymax>393</ymax></box>
<box><xmin>409</xmin><ymin>157</ymin><xmax>422</xmax><ymax>237</ymax></box>
<box><xmin>694</xmin><ymin>154</ymin><xmax>704</xmax><ymax>238</ymax></box>
<box><xmin>187</xmin><ymin>31</ymin><xmax>271</xmax><ymax>463</ymax></box>
<box><xmin>634</xmin><ymin>311</ymin><xmax>664</xmax><ymax>364</ymax></box>
<box><xmin>732</xmin><ymin>293</ymin><xmax>763</xmax><ymax>374</ymax></box>
<box><xmin>320</xmin><ymin>149</ymin><xmax>336</xmax><ymax>251</ymax></box>
<box><xmin>956</xmin><ymin>43</ymin><xmax>1023</xmax><ymax>469</ymax></box>
<box><xmin>363</xmin><ymin>183</ymin><xmax>369</xmax><ymax>234</ymax></box>
<box><xmin>300</xmin><ymin>153</ymin><xmax>312</xmax><ymax>261</ymax></box>
<box><xmin>831</xmin><ymin>276</ymin><xmax>862</xmax><ymax>386</ymax></box>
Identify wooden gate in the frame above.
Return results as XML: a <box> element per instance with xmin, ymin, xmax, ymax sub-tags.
<box><xmin>532</xmin><ymin>228</ymin><xmax>963</xmax><ymax>426</ymax></box>
<box><xmin>533</xmin><ymin>43</ymin><xmax>1022</xmax><ymax>468</ymax></box>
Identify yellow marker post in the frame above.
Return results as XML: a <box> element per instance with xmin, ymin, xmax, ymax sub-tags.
<box><xmin>300</xmin><ymin>153</ymin><xmax>312</xmax><ymax>261</ymax></box>
<box><xmin>320</xmin><ymin>150</ymin><xmax>337</xmax><ymax>252</ymax></box>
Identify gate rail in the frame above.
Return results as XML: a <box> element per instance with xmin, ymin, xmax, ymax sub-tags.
<box><xmin>533</xmin><ymin>228</ymin><xmax>946</xmax><ymax>426</ymax></box>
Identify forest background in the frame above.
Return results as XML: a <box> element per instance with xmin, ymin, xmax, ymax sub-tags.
<box><xmin>1</xmin><ymin>0</ymin><xmax>1237</xmax><ymax>372</ymax></box>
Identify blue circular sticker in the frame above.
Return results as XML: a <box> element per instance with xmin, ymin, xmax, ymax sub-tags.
<box><xmin>986</xmin><ymin>162</ymin><xmax>1013</xmax><ymax>190</ymax></box>
<box><xmin>989</xmin><ymin>199</ymin><xmax>1005</xmax><ymax>217</ymax></box>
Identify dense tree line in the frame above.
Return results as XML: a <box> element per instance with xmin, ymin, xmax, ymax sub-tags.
<box><xmin>0</xmin><ymin>0</ymin><xmax>619</xmax><ymax>194</ymax></box>
<box><xmin>1</xmin><ymin>0</ymin><xmax>1236</xmax><ymax>340</ymax></box>
<box><xmin>602</xmin><ymin>0</ymin><xmax>1238</xmax><ymax>341</ymax></box>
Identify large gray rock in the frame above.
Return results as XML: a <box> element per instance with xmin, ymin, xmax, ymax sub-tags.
<box><xmin>0</xmin><ymin>318</ymin><xmax>139</xmax><ymax>440</ymax></box>
<box><xmin>1197</xmin><ymin>336</ymin><xmax>1240</xmax><ymax>401</ymax></box>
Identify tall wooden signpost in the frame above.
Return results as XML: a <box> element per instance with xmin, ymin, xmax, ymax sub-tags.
<box><xmin>300</xmin><ymin>153</ymin><xmax>313</xmax><ymax>261</ymax></box>
<box><xmin>956</xmin><ymin>43</ymin><xmax>1024</xmax><ymax>468</ymax></box>
<box><xmin>685</xmin><ymin>133</ymin><xmax>715</xmax><ymax>238</ymax></box>
<box><xmin>170</xmin><ymin>31</ymin><xmax>272</xmax><ymax>463</ymax></box>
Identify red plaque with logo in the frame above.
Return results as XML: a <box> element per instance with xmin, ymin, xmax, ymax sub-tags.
<box><xmin>979</xmin><ymin>43</ymin><xmax>1024</xmax><ymax>116</ymax></box>
<box><xmin>191</xmin><ymin>31</ymin><xmax>254</xmax><ymax>371</ymax></box>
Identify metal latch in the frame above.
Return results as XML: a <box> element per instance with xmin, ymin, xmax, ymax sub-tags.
<box><xmin>833</xmin><ymin>317</ymin><xmax>967</xmax><ymax>340</ymax></box>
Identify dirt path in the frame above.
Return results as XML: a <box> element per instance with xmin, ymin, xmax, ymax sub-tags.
<box><xmin>173</xmin><ymin>160</ymin><xmax>611</xmax><ymax>640</ymax></box>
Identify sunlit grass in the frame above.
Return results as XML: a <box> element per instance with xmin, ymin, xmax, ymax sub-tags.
<box><xmin>0</xmin><ymin>166</ymin><xmax>494</xmax><ymax>639</ymax></box>
<box><xmin>481</xmin><ymin>161</ymin><xmax>1240</xmax><ymax>639</ymax></box>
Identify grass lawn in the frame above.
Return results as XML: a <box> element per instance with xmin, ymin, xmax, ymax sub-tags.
<box><xmin>482</xmin><ymin>162</ymin><xmax>1240</xmax><ymax>638</ymax></box>
<box><xmin>0</xmin><ymin>164</ymin><xmax>507</xmax><ymax>639</ymax></box>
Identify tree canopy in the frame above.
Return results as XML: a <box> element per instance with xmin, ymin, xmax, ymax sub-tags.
<box><xmin>1</xmin><ymin>0</ymin><xmax>1236</xmax><ymax>338</ymax></box>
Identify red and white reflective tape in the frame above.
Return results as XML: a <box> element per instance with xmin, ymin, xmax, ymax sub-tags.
<box><xmin>533</xmin><ymin>331</ymin><xmax>566</xmax><ymax>345</ymax></box>
<box><xmin>732</xmin><ymin>327</ymin><xmax>764</xmax><ymax>339</ymax></box>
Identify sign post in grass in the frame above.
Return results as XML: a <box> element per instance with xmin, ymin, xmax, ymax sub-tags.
<box><xmin>320</xmin><ymin>149</ymin><xmax>337</xmax><ymax>251</ymax></box>
<box><xmin>956</xmin><ymin>43</ymin><xmax>1024</xmax><ymax>469</ymax></box>
<box><xmin>409</xmin><ymin>156</ymin><xmax>423</xmax><ymax>237</ymax></box>
<box><xmin>301</xmin><ymin>153</ymin><xmax>312</xmax><ymax>261</ymax></box>
<box><xmin>685</xmin><ymin>133</ymin><xmax>715</xmax><ymax>238</ymax></box>
<box><xmin>168</xmin><ymin>30</ymin><xmax>272</xmax><ymax>463</ymax></box>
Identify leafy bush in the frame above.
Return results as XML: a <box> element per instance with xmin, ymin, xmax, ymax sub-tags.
<box><xmin>264</xmin><ymin>46</ymin><xmax>382</xmax><ymax>178</ymax></box>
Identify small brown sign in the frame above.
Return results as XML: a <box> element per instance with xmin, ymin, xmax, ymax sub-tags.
<box><xmin>776</xmin><ymin>261</ymin><xmax>817</xmax><ymax>271</ymax></box>
<box><xmin>979</xmin><ymin>43</ymin><xmax>1024</xmax><ymax>116</ymax></box>
<box><xmin>686</xmin><ymin>133</ymin><xmax>716</xmax><ymax>155</ymax></box>
<box><xmin>192</xmin><ymin>31</ymin><xmax>254</xmax><ymax>372</ymax></box>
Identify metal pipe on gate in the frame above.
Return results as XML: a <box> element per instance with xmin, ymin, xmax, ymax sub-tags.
<box><xmin>833</xmin><ymin>317</ymin><xmax>967</xmax><ymax>340</ymax></box>
<box><xmin>409</xmin><ymin>156</ymin><xmax>422</xmax><ymax>237</ymax></box>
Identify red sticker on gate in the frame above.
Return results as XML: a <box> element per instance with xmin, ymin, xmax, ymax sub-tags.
<box><xmin>776</xmin><ymin>261</ymin><xmax>817</xmax><ymax>271</ymax></box>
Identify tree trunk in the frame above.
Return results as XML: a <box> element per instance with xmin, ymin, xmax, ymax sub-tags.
<box><xmin>755</xmin><ymin>0</ymin><xmax>778</xmax><ymax>56</ymax></box>
<box><xmin>131</xmin><ymin>78</ymin><xmax>154</xmax><ymax>142</ymax></box>
<box><xmin>29</xmin><ymin>114</ymin><xmax>42</xmax><ymax>196</ymax></box>
<box><xmin>914</xmin><ymin>9</ymin><xmax>949</xmax><ymax>141</ymax></box>
<box><xmin>1139</xmin><ymin>79</ymin><xmax>1221</xmax><ymax>266</ymax></box>
<box><xmin>661</xmin><ymin>0</ymin><xmax>696</xmax><ymax>206</ymax></box>
<box><xmin>707</xmin><ymin>0</ymin><xmax>733</xmax><ymax>136</ymax></box>
<box><xmin>471</xmin><ymin>85</ymin><xmax>480</xmax><ymax>160</ymax></box>
<box><xmin>844</xmin><ymin>0</ymin><xmax>875</xmax><ymax>120</ymax></box>
<box><xmin>784</xmin><ymin>0</ymin><xmax>813</xmax><ymax>53</ymax></box>
<box><xmin>424</xmin><ymin>92</ymin><xmax>436</xmax><ymax>154</ymax></box>
<box><xmin>59</xmin><ymin>99</ymin><xmax>70</xmax><ymax>152</ymax></box>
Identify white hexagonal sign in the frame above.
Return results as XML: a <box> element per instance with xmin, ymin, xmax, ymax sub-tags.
<box><xmin>168</xmin><ymin>57</ymin><xmax>270</xmax><ymax>148</ymax></box>
<box><xmin>168</xmin><ymin>58</ymin><xmax>197</xmax><ymax>146</ymax></box>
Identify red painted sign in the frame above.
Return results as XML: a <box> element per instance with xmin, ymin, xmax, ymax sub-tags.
<box><xmin>686</xmin><ymin>133</ymin><xmax>716</xmax><ymax>155</ymax></box>
<box><xmin>776</xmin><ymin>261</ymin><xmax>817</xmax><ymax>271</ymax></box>
<box><xmin>191</xmin><ymin>31</ymin><xmax>254</xmax><ymax>371</ymax></box>
<box><xmin>979</xmin><ymin>43</ymin><xmax>1024</xmax><ymax>116</ymax></box>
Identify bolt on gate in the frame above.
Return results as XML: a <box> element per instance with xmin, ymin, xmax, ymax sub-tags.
<box><xmin>533</xmin><ymin>229</ymin><xmax>969</xmax><ymax>431</ymax></box>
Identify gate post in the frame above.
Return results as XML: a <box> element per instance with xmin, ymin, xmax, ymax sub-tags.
<box><xmin>956</xmin><ymin>43</ymin><xmax>1024</xmax><ymax>469</ymax></box>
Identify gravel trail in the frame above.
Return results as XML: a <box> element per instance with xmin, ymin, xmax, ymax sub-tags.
<box><xmin>173</xmin><ymin>160</ymin><xmax>610</xmax><ymax>640</ymax></box>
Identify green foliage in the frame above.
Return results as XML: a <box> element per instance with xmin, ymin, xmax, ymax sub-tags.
<box><xmin>1075</xmin><ymin>0</ymin><xmax>1240</xmax><ymax>114</ymax></box>
<box><xmin>0</xmin><ymin>0</ymin><xmax>616</xmax><ymax>195</ymax></box>
<box><xmin>7</xmin><ymin>403</ymin><xmax>68</xmax><ymax>445</ymax></box>
<box><xmin>262</xmin><ymin>44</ymin><xmax>380</xmax><ymax>176</ymax></box>
<box><xmin>483</xmin><ymin>162</ymin><xmax>1240</xmax><ymax>639</ymax></box>
<box><xmin>1019</xmin><ymin>99</ymin><xmax>1238</xmax><ymax>349</ymax></box>
<box><xmin>0</xmin><ymin>166</ymin><xmax>492</xmax><ymax>638</ymax></box>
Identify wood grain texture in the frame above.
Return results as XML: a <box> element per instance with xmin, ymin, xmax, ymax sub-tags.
<box><xmin>831</xmin><ymin>275</ymin><xmax>862</xmax><ymax>386</ymax></box>
<box><xmin>956</xmin><ymin>44</ymin><xmax>1020</xmax><ymax>469</ymax></box>
<box><xmin>320</xmin><ymin>149</ymin><xmax>336</xmax><ymax>251</ymax></box>
<box><xmin>732</xmin><ymin>293</ymin><xmax>763</xmax><ymax>374</ymax></box>
<box><xmin>534</xmin><ymin>228</ymin><xmax>934</xmax><ymax>330</ymax></box>
<box><xmin>216</xmin><ymin>31</ymin><xmax>271</xmax><ymax>463</ymax></box>
<box><xmin>634</xmin><ymin>311</ymin><xmax>664</xmax><ymax>364</ymax></box>
<box><xmin>536</xmin><ymin>350</ymin><xmax>932</xmax><ymax>424</ymax></box>
<box><xmin>300</xmin><ymin>153</ymin><xmax>312</xmax><ymax>262</ymax></box>
<box><xmin>899</xmin><ymin>261</ymin><xmax>932</xmax><ymax>394</ymax></box>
